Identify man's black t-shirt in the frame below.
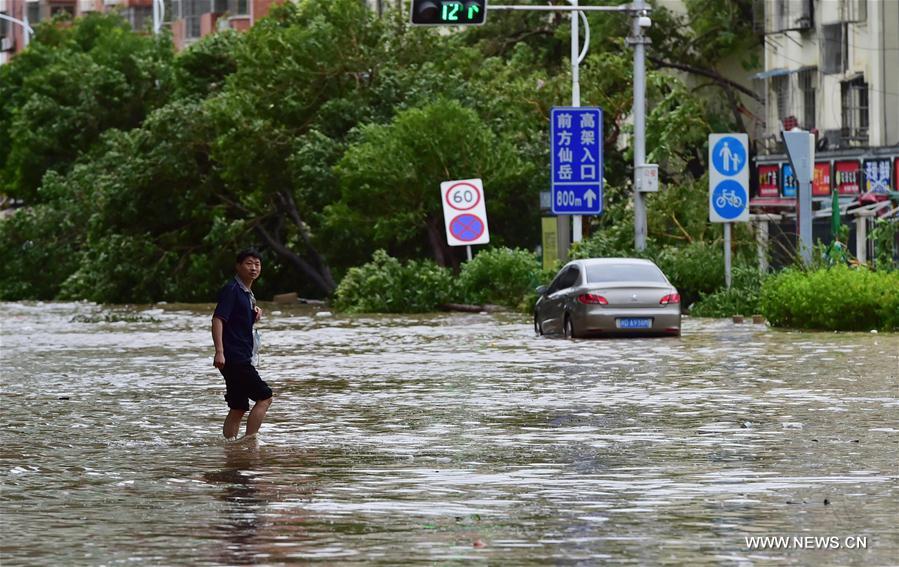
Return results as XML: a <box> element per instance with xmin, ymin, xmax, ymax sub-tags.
<box><xmin>213</xmin><ymin>278</ymin><xmax>255</xmax><ymax>364</ymax></box>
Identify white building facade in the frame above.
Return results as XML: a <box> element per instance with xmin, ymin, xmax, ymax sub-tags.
<box><xmin>755</xmin><ymin>0</ymin><xmax>898</xmax><ymax>197</ymax></box>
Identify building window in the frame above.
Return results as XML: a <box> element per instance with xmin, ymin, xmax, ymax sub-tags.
<box><xmin>124</xmin><ymin>6</ymin><xmax>152</xmax><ymax>31</ymax></box>
<box><xmin>771</xmin><ymin>75</ymin><xmax>790</xmax><ymax>123</ymax></box>
<box><xmin>820</xmin><ymin>23</ymin><xmax>846</xmax><ymax>75</ymax></box>
<box><xmin>27</xmin><ymin>1</ymin><xmax>40</xmax><ymax>23</ymax></box>
<box><xmin>228</xmin><ymin>0</ymin><xmax>247</xmax><ymax>16</ymax></box>
<box><xmin>181</xmin><ymin>0</ymin><xmax>211</xmax><ymax>38</ymax></box>
<box><xmin>841</xmin><ymin>76</ymin><xmax>868</xmax><ymax>144</ymax></box>
<box><xmin>798</xmin><ymin>68</ymin><xmax>816</xmax><ymax>130</ymax></box>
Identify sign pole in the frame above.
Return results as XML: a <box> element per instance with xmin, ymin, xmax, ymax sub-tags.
<box><xmin>631</xmin><ymin>0</ymin><xmax>648</xmax><ymax>251</ymax></box>
<box><xmin>724</xmin><ymin>222</ymin><xmax>732</xmax><ymax>289</ymax></box>
<box><xmin>570</xmin><ymin>0</ymin><xmax>582</xmax><ymax>245</ymax></box>
<box><xmin>782</xmin><ymin>130</ymin><xmax>814</xmax><ymax>266</ymax></box>
<box><xmin>466</xmin><ymin>245</ymin><xmax>472</xmax><ymax>261</ymax></box>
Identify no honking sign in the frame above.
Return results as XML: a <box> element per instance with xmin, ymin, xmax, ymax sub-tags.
<box><xmin>441</xmin><ymin>179</ymin><xmax>490</xmax><ymax>246</ymax></box>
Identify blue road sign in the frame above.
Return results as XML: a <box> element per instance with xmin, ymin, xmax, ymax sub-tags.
<box><xmin>449</xmin><ymin>214</ymin><xmax>485</xmax><ymax>242</ymax></box>
<box><xmin>782</xmin><ymin>163</ymin><xmax>797</xmax><ymax>197</ymax></box>
<box><xmin>711</xmin><ymin>179</ymin><xmax>747</xmax><ymax>220</ymax></box>
<box><xmin>551</xmin><ymin>107</ymin><xmax>603</xmax><ymax>215</ymax></box>
<box><xmin>711</xmin><ymin>136</ymin><xmax>747</xmax><ymax>177</ymax></box>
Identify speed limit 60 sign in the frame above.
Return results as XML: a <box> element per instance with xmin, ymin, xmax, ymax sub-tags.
<box><xmin>440</xmin><ymin>178</ymin><xmax>490</xmax><ymax>246</ymax></box>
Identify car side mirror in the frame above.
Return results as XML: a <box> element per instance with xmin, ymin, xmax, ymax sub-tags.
<box><xmin>536</xmin><ymin>285</ymin><xmax>548</xmax><ymax>296</ymax></box>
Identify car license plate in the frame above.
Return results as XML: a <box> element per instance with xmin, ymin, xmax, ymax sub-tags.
<box><xmin>617</xmin><ymin>318</ymin><xmax>652</xmax><ymax>329</ymax></box>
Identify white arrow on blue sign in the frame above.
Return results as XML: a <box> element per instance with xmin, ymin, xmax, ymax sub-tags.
<box><xmin>708</xmin><ymin>133</ymin><xmax>749</xmax><ymax>223</ymax></box>
<box><xmin>551</xmin><ymin>107</ymin><xmax>603</xmax><ymax>215</ymax></box>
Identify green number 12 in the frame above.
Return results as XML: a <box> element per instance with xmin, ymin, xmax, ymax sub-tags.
<box><xmin>442</xmin><ymin>1</ymin><xmax>461</xmax><ymax>21</ymax></box>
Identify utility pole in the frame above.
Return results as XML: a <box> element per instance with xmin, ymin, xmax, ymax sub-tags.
<box><xmin>628</xmin><ymin>0</ymin><xmax>650</xmax><ymax>251</ymax></box>
<box><xmin>450</xmin><ymin>3</ymin><xmax>652</xmax><ymax>257</ymax></box>
<box><xmin>152</xmin><ymin>0</ymin><xmax>165</xmax><ymax>36</ymax></box>
<box><xmin>570</xmin><ymin>0</ymin><xmax>582</xmax><ymax>245</ymax></box>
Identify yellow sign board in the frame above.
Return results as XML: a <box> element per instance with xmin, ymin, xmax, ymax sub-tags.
<box><xmin>541</xmin><ymin>217</ymin><xmax>558</xmax><ymax>271</ymax></box>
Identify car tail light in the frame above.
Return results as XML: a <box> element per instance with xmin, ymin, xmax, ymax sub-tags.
<box><xmin>659</xmin><ymin>293</ymin><xmax>680</xmax><ymax>305</ymax></box>
<box><xmin>577</xmin><ymin>294</ymin><xmax>608</xmax><ymax>305</ymax></box>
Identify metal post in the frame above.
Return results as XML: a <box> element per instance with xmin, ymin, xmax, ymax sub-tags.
<box><xmin>1</xmin><ymin>12</ymin><xmax>35</xmax><ymax>48</ymax></box>
<box><xmin>466</xmin><ymin>245</ymin><xmax>472</xmax><ymax>262</ymax></box>
<box><xmin>631</xmin><ymin>0</ymin><xmax>648</xmax><ymax>251</ymax></box>
<box><xmin>570</xmin><ymin>0</ymin><xmax>582</xmax><ymax>244</ymax></box>
<box><xmin>724</xmin><ymin>222</ymin><xmax>732</xmax><ymax>289</ymax></box>
<box><xmin>152</xmin><ymin>0</ymin><xmax>165</xmax><ymax>35</ymax></box>
<box><xmin>855</xmin><ymin>215</ymin><xmax>867</xmax><ymax>263</ymax></box>
<box><xmin>756</xmin><ymin>218</ymin><xmax>769</xmax><ymax>274</ymax></box>
<box><xmin>798</xmin><ymin>180</ymin><xmax>812</xmax><ymax>266</ymax></box>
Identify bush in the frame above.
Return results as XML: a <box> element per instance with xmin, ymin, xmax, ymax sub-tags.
<box><xmin>457</xmin><ymin>247</ymin><xmax>542</xmax><ymax>309</ymax></box>
<box><xmin>689</xmin><ymin>265</ymin><xmax>764</xmax><ymax>317</ymax></box>
<box><xmin>333</xmin><ymin>250</ymin><xmax>456</xmax><ymax>313</ymax></box>
<box><xmin>759</xmin><ymin>266</ymin><xmax>899</xmax><ymax>331</ymax></box>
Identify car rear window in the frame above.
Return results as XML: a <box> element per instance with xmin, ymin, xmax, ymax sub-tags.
<box><xmin>585</xmin><ymin>263</ymin><xmax>668</xmax><ymax>284</ymax></box>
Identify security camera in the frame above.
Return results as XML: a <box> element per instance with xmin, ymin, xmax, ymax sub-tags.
<box><xmin>638</xmin><ymin>16</ymin><xmax>652</xmax><ymax>28</ymax></box>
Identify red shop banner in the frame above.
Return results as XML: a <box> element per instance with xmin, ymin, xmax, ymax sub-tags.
<box><xmin>812</xmin><ymin>162</ymin><xmax>831</xmax><ymax>196</ymax></box>
<box><xmin>758</xmin><ymin>164</ymin><xmax>780</xmax><ymax>197</ymax></box>
<box><xmin>834</xmin><ymin>160</ymin><xmax>861</xmax><ymax>195</ymax></box>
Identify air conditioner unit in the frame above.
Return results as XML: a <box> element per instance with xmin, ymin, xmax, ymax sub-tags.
<box><xmin>840</xmin><ymin>0</ymin><xmax>866</xmax><ymax>23</ymax></box>
<box><xmin>1</xmin><ymin>37</ymin><xmax>13</xmax><ymax>52</ymax></box>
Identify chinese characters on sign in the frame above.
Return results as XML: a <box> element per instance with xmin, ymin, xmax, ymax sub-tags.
<box><xmin>812</xmin><ymin>162</ymin><xmax>831</xmax><ymax>196</ymax></box>
<box><xmin>758</xmin><ymin>165</ymin><xmax>780</xmax><ymax>197</ymax></box>
<box><xmin>551</xmin><ymin>107</ymin><xmax>603</xmax><ymax>215</ymax></box>
<box><xmin>863</xmin><ymin>159</ymin><xmax>892</xmax><ymax>193</ymax></box>
<box><xmin>834</xmin><ymin>160</ymin><xmax>861</xmax><ymax>195</ymax></box>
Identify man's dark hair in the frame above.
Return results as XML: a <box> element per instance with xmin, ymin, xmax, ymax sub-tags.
<box><xmin>236</xmin><ymin>248</ymin><xmax>262</xmax><ymax>264</ymax></box>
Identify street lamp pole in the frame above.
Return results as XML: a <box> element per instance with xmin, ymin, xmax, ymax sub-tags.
<box><xmin>629</xmin><ymin>0</ymin><xmax>650</xmax><ymax>251</ymax></box>
<box><xmin>0</xmin><ymin>12</ymin><xmax>35</xmax><ymax>48</ymax></box>
<box><xmin>152</xmin><ymin>0</ymin><xmax>165</xmax><ymax>35</ymax></box>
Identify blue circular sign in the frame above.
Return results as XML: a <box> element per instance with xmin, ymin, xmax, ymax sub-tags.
<box><xmin>712</xmin><ymin>136</ymin><xmax>746</xmax><ymax>176</ymax></box>
<box><xmin>450</xmin><ymin>214</ymin><xmax>485</xmax><ymax>242</ymax></box>
<box><xmin>712</xmin><ymin>180</ymin><xmax>747</xmax><ymax>220</ymax></box>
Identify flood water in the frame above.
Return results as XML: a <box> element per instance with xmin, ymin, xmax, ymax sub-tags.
<box><xmin>1</xmin><ymin>301</ymin><xmax>897</xmax><ymax>565</ymax></box>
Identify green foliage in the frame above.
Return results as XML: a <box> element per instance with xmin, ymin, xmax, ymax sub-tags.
<box><xmin>333</xmin><ymin>250</ymin><xmax>456</xmax><ymax>313</ymax></box>
<box><xmin>329</xmin><ymin>99</ymin><xmax>535</xmax><ymax>266</ymax></box>
<box><xmin>173</xmin><ymin>30</ymin><xmax>241</xmax><ymax>100</ymax></box>
<box><xmin>457</xmin><ymin>247</ymin><xmax>541</xmax><ymax>309</ymax></box>
<box><xmin>0</xmin><ymin>0</ymin><xmax>766</xmax><ymax>305</ymax></box>
<box><xmin>689</xmin><ymin>265</ymin><xmax>764</xmax><ymax>317</ymax></box>
<box><xmin>759</xmin><ymin>266</ymin><xmax>899</xmax><ymax>331</ymax></box>
<box><xmin>869</xmin><ymin>219</ymin><xmax>898</xmax><ymax>271</ymax></box>
<box><xmin>0</xmin><ymin>200</ymin><xmax>82</xmax><ymax>300</ymax></box>
<box><xmin>0</xmin><ymin>13</ymin><xmax>173</xmax><ymax>202</ymax></box>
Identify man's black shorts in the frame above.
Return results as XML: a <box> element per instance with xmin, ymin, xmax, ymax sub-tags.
<box><xmin>219</xmin><ymin>363</ymin><xmax>272</xmax><ymax>411</ymax></box>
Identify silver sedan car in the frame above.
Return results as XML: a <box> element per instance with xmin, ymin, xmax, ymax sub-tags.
<box><xmin>534</xmin><ymin>258</ymin><xmax>681</xmax><ymax>338</ymax></box>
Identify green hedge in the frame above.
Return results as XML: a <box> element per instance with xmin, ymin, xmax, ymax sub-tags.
<box><xmin>333</xmin><ymin>248</ymin><xmax>549</xmax><ymax>313</ymax></box>
<box><xmin>689</xmin><ymin>266</ymin><xmax>764</xmax><ymax>317</ymax></box>
<box><xmin>759</xmin><ymin>266</ymin><xmax>899</xmax><ymax>331</ymax></box>
<box><xmin>332</xmin><ymin>250</ymin><xmax>456</xmax><ymax>313</ymax></box>
<box><xmin>457</xmin><ymin>247</ymin><xmax>542</xmax><ymax>309</ymax></box>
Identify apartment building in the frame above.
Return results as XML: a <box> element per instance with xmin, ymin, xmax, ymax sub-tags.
<box><xmin>754</xmin><ymin>0</ymin><xmax>898</xmax><ymax>201</ymax></box>
<box><xmin>0</xmin><ymin>0</ymin><xmax>282</xmax><ymax>58</ymax></box>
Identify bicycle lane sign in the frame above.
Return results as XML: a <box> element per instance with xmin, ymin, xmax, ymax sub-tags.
<box><xmin>708</xmin><ymin>133</ymin><xmax>749</xmax><ymax>222</ymax></box>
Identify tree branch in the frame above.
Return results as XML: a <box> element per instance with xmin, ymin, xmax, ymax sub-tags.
<box><xmin>647</xmin><ymin>56</ymin><xmax>762</xmax><ymax>103</ymax></box>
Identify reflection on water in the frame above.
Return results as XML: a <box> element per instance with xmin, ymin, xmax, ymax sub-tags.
<box><xmin>1</xmin><ymin>301</ymin><xmax>897</xmax><ymax>565</ymax></box>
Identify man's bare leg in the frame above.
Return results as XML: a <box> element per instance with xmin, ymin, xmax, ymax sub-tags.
<box><xmin>223</xmin><ymin>409</ymin><xmax>245</xmax><ymax>439</ymax></box>
<box><xmin>245</xmin><ymin>397</ymin><xmax>272</xmax><ymax>437</ymax></box>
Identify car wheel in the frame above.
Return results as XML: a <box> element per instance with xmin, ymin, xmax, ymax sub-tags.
<box><xmin>563</xmin><ymin>314</ymin><xmax>576</xmax><ymax>339</ymax></box>
<box><xmin>534</xmin><ymin>314</ymin><xmax>543</xmax><ymax>336</ymax></box>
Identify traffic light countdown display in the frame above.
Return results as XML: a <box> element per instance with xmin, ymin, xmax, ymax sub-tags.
<box><xmin>411</xmin><ymin>1</ymin><xmax>487</xmax><ymax>25</ymax></box>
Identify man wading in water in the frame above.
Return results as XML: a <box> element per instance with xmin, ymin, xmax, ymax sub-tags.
<box><xmin>212</xmin><ymin>249</ymin><xmax>272</xmax><ymax>441</ymax></box>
